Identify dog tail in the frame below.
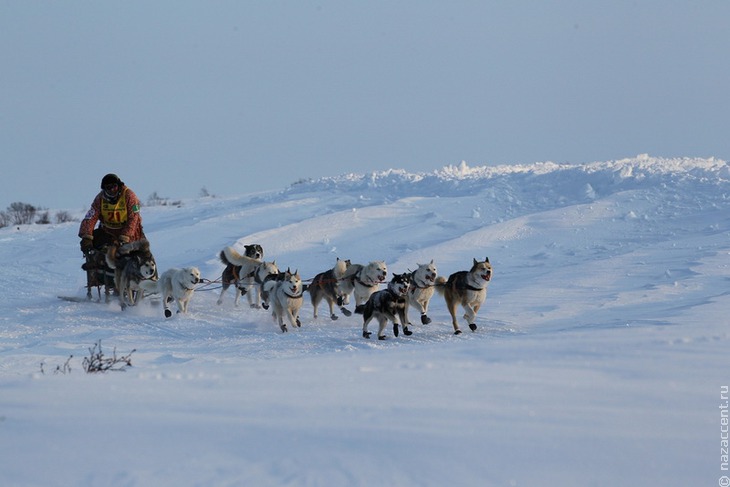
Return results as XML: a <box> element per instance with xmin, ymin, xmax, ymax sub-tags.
<box><xmin>434</xmin><ymin>276</ymin><xmax>448</xmax><ymax>295</ymax></box>
<box><xmin>105</xmin><ymin>246</ymin><xmax>117</xmax><ymax>269</ymax></box>
<box><xmin>222</xmin><ymin>246</ymin><xmax>260</xmax><ymax>266</ymax></box>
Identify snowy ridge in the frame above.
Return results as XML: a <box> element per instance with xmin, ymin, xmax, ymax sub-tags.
<box><xmin>287</xmin><ymin>154</ymin><xmax>729</xmax><ymax>196</ymax></box>
<box><xmin>0</xmin><ymin>155</ymin><xmax>728</xmax><ymax>486</ymax></box>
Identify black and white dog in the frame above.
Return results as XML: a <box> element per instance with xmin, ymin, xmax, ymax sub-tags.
<box><xmin>362</xmin><ymin>272</ymin><xmax>412</xmax><ymax>340</ymax></box>
<box><xmin>216</xmin><ymin>244</ymin><xmax>263</xmax><ymax>306</ymax></box>
<box><xmin>263</xmin><ymin>269</ymin><xmax>303</xmax><ymax>333</ymax></box>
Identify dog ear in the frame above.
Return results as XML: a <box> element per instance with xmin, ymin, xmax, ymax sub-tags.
<box><xmin>485</xmin><ymin>257</ymin><xmax>490</xmax><ymax>263</ymax></box>
<box><xmin>473</xmin><ymin>258</ymin><xmax>478</xmax><ymax>266</ymax></box>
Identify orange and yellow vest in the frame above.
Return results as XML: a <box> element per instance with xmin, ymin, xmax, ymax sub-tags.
<box><xmin>100</xmin><ymin>188</ymin><xmax>129</xmax><ymax>229</ymax></box>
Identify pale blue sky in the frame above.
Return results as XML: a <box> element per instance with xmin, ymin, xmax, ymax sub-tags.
<box><xmin>2</xmin><ymin>1</ymin><xmax>728</xmax><ymax>210</ymax></box>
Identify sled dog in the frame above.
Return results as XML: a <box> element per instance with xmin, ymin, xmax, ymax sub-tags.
<box><xmin>141</xmin><ymin>267</ymin><xmax>201</xmax><ymax>317</ymax></box>
<box><xmin>306</xmin><ymin>258</ymin><xmax>352</xmax><ymax>320</ymax></box>
<box><xmin>406</xmin><ymin>260</ymin><xmax>438</xmax><ymax>325</ymax></box>
<box><xmin>435</xmin><ymin>257</ymin><xmax>493</xmax><ymax>334</ymax></box>
<box><xmin>245</xmin><ymin>260</ymin><xmax>279</xmax><ymax>308</ymax></box>
<box><xmin>217</xmin><ymin>244</ymin><xmax>263</xmax><ymax>306</ymax></box>
<box><xmin>264</xmin><ymin>269</ymin><xmax>303</xmax><ymax>332</ymax></box>
<box><xmin>341</xmin><ymin>260</ymin><xmax>388</xmax><ymax>314</ymax></box>
<box><xmin>362</xmin><ymin>272</ymin><xmax>412</xmax><ymax>340</ymax></box>
<box><xmin>105</xmin><ymin>239</ymin><xmax>158</xmax><ymax>309</ymax></box>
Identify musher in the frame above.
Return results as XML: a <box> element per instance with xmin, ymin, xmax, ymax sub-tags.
<box><xmin>78</xmin><ymin>173</ymin><xmax>146</xmax><ymax>253</ymax></box>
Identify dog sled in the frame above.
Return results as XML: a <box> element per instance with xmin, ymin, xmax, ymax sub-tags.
<box><xmin>81</xmin><ymin>245</ymin><xmax>117</xmax><ymax>302</ymax></box>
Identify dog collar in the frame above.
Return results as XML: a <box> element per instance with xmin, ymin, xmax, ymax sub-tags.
<box><xmin>283</xmin><ymin>289</ymin><xmax>303</xmax><ymax>299</ymax></box>
<box><xmin>411</xmin><ymin>277</ymin><xmax>434</xmax><ymax>289</ymax></box>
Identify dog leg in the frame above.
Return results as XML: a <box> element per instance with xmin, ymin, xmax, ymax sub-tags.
<box><xmin>464</xmin><ymin>303</ymin><xmax>478</xmax><ymax>332</ymax></box>
<box><xmin>217</xmin><ymin>284</ymin><xmax>227</xmax><ymax>305</ymax></box>
<box><xmin>399</xmin><ymin>310</ymin><xmax>412</xmax><ymax>336</ymax></box>
<box><xmin>326</xmin><ymin>297</ymin><xmax>339</xmax><ymax>321</ymax></box>
<box><xmin>377</xmin><ymin>317</ymin><xmax>388</xmax><ymax>340</ymax></box>
<box><xmin>362</xmin><ymin>313</ymin><xmax>373</xmax><ymax>339</ymax></box>
<box><xmin>445</xmin><ymin>297</ymin><xmax>461</xmax><ymax>334</ymax></box>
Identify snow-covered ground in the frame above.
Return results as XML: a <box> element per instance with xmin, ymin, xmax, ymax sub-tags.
<box><xmin>1</xmin><ymin>155</ymin><xmax>728</xmax><ymax>486</ymax></box>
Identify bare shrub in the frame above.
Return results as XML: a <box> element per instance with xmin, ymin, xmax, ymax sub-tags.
<box><xmin>82</xmin><ymin>340</ymin><xmax>136</xmax><ymax>373</ymax></box>
<box><xmin>55</xmin><ymin>210</ymin><xmax>76</xmax><ymax>223</ymax></box>
<box><xmin>7</xmin><ymin>202</ymin><xmax>36</xmax><ymax>225</ymax></box>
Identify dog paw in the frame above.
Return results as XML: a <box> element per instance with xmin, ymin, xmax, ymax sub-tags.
<box><xmin>469</xmin><ymin>323</ymin><xmax>477</xmax><ymax>332</ymax></box>
<box><xmin>363</xmin><ymin>331</ymin><xmax>372</xmax><ymax>339</ymax></box>
<box><xmin>261</xmin><ymin>303</ymin><xmax>269</xmax><ymax>310</ymax></box>
<box><xmin>330</xmin><ymin>314</ymin><xmax>338</xmax><ymax>321</ymax></box>
<box><xmin>454</xmin><ymin>329</ymin><xmax>462</xmax><ymax>335</ymax></box>
<box><xmin>296</xmin><ymin>318</ymin><xmax>301</xmax><ymax>327</ymax></box>
<box><xmin>164</xmin><ymin>309</ymin><xmax>172</xmax><ymax>318</ymax></box>
<box><xmin>403</xmin><ymin>327</ymin><xmax>413</xmax><ymax>336</ymax></box>
<box><xmin>393</xmin><ymin>324</ymin><xmax>399</xmax><ymax>337</ymax></box>
<box><xmin>280</xmin><ymin>325</ymin><xmax>288</xmax><ymax>333</ymax></box>
<box><xmin>421</xmin><ymin>314</ymin><xmax>431</xmax><ymax>325</ymax></box>
<box><xmin>378</xmin><ymin>335</ymin><xmax>387</xmax><ymax>340</ymax></box>
<box><xmin>341</xmin><ymin>307</ymin><xmax>352</xmax><ymax>317</ymax></box>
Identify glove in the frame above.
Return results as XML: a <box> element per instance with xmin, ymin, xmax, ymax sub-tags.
<box><xmin>80</xmin><ymin>236</ymin><xmax>93</xmax><ymax>253</ymax></box>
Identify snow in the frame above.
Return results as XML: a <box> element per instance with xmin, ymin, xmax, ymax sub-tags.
<box><xmin>1</xmin><ymin>155</ymin><xmax>728</xmax><ymax>486</ymax></box>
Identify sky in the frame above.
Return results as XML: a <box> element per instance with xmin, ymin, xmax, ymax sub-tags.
<box><xmin>1</xmin><ymin>0</ymin><xmax>729</xmax><ymax>210</ymax></box>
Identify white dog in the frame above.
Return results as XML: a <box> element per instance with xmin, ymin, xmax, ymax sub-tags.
<box><xmin>341</xmin><ymin>260</ymin><xmax>388</xmax><ymax>314</ymax></box>
<box><xmin>263</xmin><ymin>269</ymin><xmax>303</xmax><ymax>333</ymax></box>
<box><xmin>407</xmin><ymin>260</ymin><xmax>438</xmax><ymax>325</ymax></box>
<box><xmin>141</xmin><ymin>266</ymin><xmax>201</xmax><ymax>318</ymax></box>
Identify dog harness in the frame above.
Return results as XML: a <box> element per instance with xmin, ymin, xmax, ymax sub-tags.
<box><xmin>449</xmin><ymin>271</ymin><xmax>485</xmax><ymax>292</ymax></box>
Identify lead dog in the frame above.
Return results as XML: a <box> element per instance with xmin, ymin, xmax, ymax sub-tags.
<box><xmin>141</xmin><ymin>267</ymin><xmax>201</xmax><ymax>317</ymax></box>
<box><xmin>306</xmin><ymin>258</ymin><xmax>351</xmax><ymax>320</ymax></box>
<box><xmin>406</xmin><ymin>260</ymin><xmax>438</xmax><ymax>326</ymax></box>
<box><xmin>263</xmin><ymin>269</ymin><xmax>303</xmax><ymax>333</ymax></box>
<box><xmin>216</xmin><ymin>244</ymin><xmax>263</xmax><ymax>306</ymax></box>
<box><xmin>435</xmin><ymin>257</ymin><xmax>493</xmax><ymax>334</ymax></box>
<box><xmin>341</xmin><ymin>260</ymin><xmax>388</xmax><ymax>314</ymax></box>
<box><xmin>105</xmin><ymin>239</ymin><xmax>158</xmax><ymax>310</ymax></box>
<box><xmin>362</xmin><ymin>272</ymin><xmax>411</xmax><ymax>340</ymax></box>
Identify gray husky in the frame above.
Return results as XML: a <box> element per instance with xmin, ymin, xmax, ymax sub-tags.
<box><xmin>362</xmin><ymin>272</ymin><xmax>411</xmax><ymax>340</ymax></box>
<box><xmin>264</xmin><ymin>269</ymin><xmax>303</xmax><ymax>333</ymax></box>
<box><xmin>435</xmin><ymin>257</ymin><xmax>493</xmax><ymax>334</ymax></box>
<box><xmin>105</xmin><ymin>239</ymin><xmax>158</xmax><ymax>309</ymax></box>
<box><xmin>306</xmin><ymin>258</ymin><xmax>351</xmax><ymax>320</ymax></box>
